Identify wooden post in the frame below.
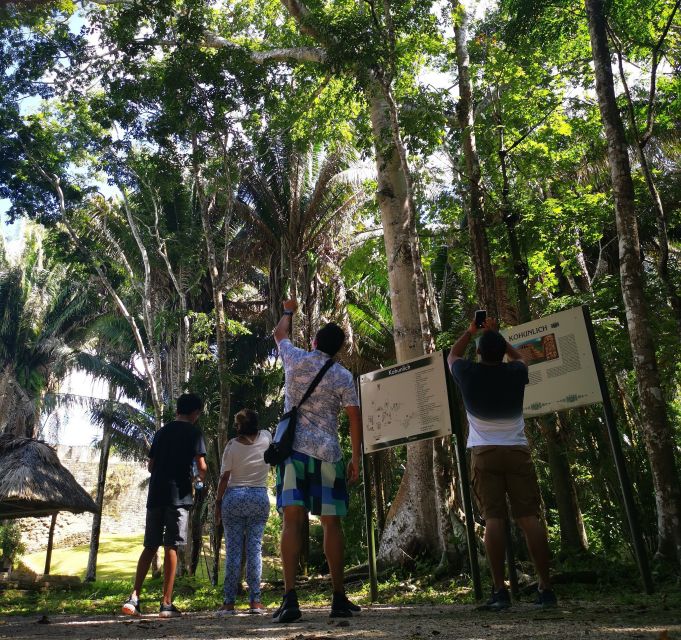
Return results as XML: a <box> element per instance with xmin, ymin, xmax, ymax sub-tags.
<box><xmin>86</xmin><ymin>388</ymin><xmax>115</xmax><ymax>582</ymax></box>
<box><xmin>44</xmin><ymin>512</ymin><xmax>57</xmax><ymax>576</ymax></box>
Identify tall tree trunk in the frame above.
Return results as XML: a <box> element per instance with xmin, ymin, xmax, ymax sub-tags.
<box><xmin>452</xmin><ymin>0</ymin><xmax>497</xmax><ymax>315</ymax></box>
<box><xmin>378</xmin><ymin>78</ymin><xmax>435</xmax><ymax>354</ymax></box>
<box><xmin>85</xmin><ymin>387</ymin><xmax>115</xmax><ymax>582</ymax></box>
<box><xmin>585</xmin><ymin>0</ymin><xmax>681</xmax><ymax>565</ymax></box>
<box><xmin>538</xmin><ymin>415</ymin><xmax>589</xmax><ymax>554</ymax></box>
<box><xmin>367</xmin><ymin>81</ymin><xmax>441</xmax><ymax>565</ymax></box>
<box><xmin>189</xmin><ymin>491</ymin><xmax>205</xmax><ymax>575</ymax></box>
<box><xmin>193</xmin><ymin>135</ymin><xmax>231</xmax><ymax>438</ymax></box>
<box><xmin>154</xmin><ymin>215</ymin><xmax>191</xmax><ymax>399</ymax></box>
<box><xmin>32</xmin><ymin>169</ymin><xmax>164</xmax><ymax>427</ymax></box>
<box><xmin>496</xmin><ymin>136</ymin><xmax>530</xmax><ymax>322</ymax></box>
<box><xmin>572</xmin><ymin>227</ymin><xmax>592</xmax><ymax>293</ymax></box>
<box><xmin>378</xmin><ymin>71</ymin><xmax>467</xmax><ymax>565</ymax></box>
<box><xmin>432</xmin><ymin>436</ymin><xmax>466</xmax><ymax>574</ymax></box>
<box><xmin>613</xmin><ymin>32</ymin><xmax>681</xmax><ymax>334</ymax></box>
<box><xmin>119</xmin><ymin>187</ymin><xmax>164</xmax><ymax>425</ymax></box>
<box><xmin>327</xmin><ymin>260</ymin><xmax>355</xmax><ymax>354</ymax></box>
<box><xmin>424</xmin><ymin>269</ymin><xmax>442</xmax><ymax>332</ymax></box>
<box><xmin>0</xmin><ymin>368</ymin><xmax>34</xmax><ymax>437</ymax></box>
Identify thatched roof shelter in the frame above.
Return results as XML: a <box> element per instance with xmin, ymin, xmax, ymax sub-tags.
<box><xmin>0</xmin><ymin>435</ymin><xmax>97</xmax><ymax>519</ymax></box>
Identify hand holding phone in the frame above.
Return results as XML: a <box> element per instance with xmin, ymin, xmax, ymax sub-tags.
<box><xmin>474</xmin><ymin>309</ymin><xmax>487</xmax><ymax>328</ymax></box>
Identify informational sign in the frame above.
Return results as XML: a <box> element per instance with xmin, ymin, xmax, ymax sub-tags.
<box><xmin>359</xmin><ymin>352</ymin><xmax>453</xmax><ymax>454</ymax></box>
<box><xmin>500</xmin><ymin>306</ymin><xmax>602</xmax><ymax>416</ymax></box>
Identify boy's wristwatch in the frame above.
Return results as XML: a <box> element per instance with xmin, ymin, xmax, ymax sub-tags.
<box><xmin>283</xmin><ymin>310</ymin><xmax>294</xmax><ymax>316</ymax></box>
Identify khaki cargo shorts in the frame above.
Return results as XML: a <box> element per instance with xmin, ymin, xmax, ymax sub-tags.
<box><xmin>470</xmin><ymin>445</ymin><xmax>542</xmax><ymax>520</ymax></box>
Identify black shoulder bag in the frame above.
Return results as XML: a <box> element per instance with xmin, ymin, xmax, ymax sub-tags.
<box><xmin>263</xmin><ymin>359</ymin><xmax>334</xmax><ymax>466</ymax></box>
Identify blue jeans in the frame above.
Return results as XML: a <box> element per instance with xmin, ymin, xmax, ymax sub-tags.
<box><xmin>221</xmin><ymin>486</ymin><xmax>270</xmax><ymax>604</ymax></box>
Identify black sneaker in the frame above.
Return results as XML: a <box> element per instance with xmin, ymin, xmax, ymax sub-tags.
<box><xmin>159</xmin><ymin>602</ymin><xmax>182</xmax><ymax>618</ymax></box>
<box><xmin>534</xmin><ymin>588</ymin><xmax>557</xmax><ymax>609</ymax></box>
<box><xmin>330</xmin><ymin>592</ymin><xmax>360</xmax><ymax>617</ymax></box>
<box><xmin>121</xmin><ymin>596</ymin><xmax>141</xmax><ymax>616</ymax></box>
<box><xmin>477</xmin><ymin>587</ymin><xmax>511</xmax><ymax>611</ymax></box>
<box><xmin>272</xmin><ymin>590</ymin><xmax>301</xmax><ymax>623</ymax></box>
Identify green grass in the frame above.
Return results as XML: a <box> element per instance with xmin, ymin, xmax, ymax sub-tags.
<box><xmin>22</xmin><ymin>534</ymin><xmax>144</xmax><ymax>581</ymax></box>
<box><xmin>0</xmin><ymin>571</ymin><xmax>467</xmax><ymax>617</ymax></box>
<box><xmin>3</xmin><ymin>537</ymin><xmax>680</xmax><ymax>618</ymax></box>
<box><xmin>3</xmin><ymin>532</ymin><xmax>470</xmax><ymax>617</ymax></box>
<box><xmin>20</xmin><ymin>533</ymin><xmax>283</xmax><ymax>584</ymax></box>
<box><xmin>2</xmin><ymin>566</ymin><xmax>681</xmax><ymax>618</ymax></box>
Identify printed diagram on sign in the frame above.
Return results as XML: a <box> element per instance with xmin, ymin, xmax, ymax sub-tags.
<box><xmin>365</xmin><ymin>397</ymin><xmax>415</xmax><ymax>438</ymax></box>
<box><xmin>360</xmin><ymin>352</ymin><xmax>454</xmax><ymax>453</ymax></box>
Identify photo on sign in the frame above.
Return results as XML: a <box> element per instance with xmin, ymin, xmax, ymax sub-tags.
<box><xmin>515</xmin><ymin>333</ymin><xmax>559</xmax><ymax>366</ymax></box>
<box><xmin>500</xmin><ymin>306</ymin><xmax>603</xmax><ymax>417</ymax></box>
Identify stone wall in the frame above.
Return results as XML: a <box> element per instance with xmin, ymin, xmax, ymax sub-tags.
<box><xmin>19</xmin><ymin>445</ymin><xmax>149</xmax><ymax>553</ymax></box>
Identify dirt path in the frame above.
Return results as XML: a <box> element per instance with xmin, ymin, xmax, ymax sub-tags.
<box><xmin>1</xmin><ymin>602</ymin><xmax>678</xmax><ymax>640</ymax></box>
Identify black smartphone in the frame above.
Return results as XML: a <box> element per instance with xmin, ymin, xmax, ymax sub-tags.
<box><xmin>474</xmin><ymin>309</ymin><xmax>487</xmax><ymax>328</ymax></box>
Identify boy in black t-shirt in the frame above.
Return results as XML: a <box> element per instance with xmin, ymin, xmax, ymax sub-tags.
<box><xmin>121</xmin><ymin>394</ymin><xmax>207</xmax><ymax>618</ymax></box>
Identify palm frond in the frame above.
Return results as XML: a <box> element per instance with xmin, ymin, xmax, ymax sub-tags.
<box><xmin>327</xmin><ymin>163</ymin><xmax>376</xmax><ymax>188</ymax></box>
<box><xmin>42</xmin><ymin>392</ymin><xmax>155</xmax><ymax>459</ymax></box>
<box><xmin>73</xmin><ymin>352</ymin><xmax>144</xmax><ymax>400</ymax></box>
<box><xmin>89</xmin><ymin>401</ymin><xmax>155</xmax><ymax>458</ymax></box>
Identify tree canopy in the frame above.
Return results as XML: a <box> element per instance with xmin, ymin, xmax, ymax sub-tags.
<box><xmin>1</xmin><ymin>0</ymin><xmax>680</xmax><ymax>576</ymax></box>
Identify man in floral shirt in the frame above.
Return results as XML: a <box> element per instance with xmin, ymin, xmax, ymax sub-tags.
<box><xmin>272</xmin><ymin>299</ymin><xmax>362</xmax><ymax>623</ymax></box>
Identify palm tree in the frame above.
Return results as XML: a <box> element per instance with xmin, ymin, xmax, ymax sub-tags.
<box><xmin>236</xmin><ymin>136</ymin><xmax>372</xmax><ymax>345</ymax></box>
<box><xmin>0</xmin><ymin>224</ymin><xmax>140</xmax><ymax>438</ymax></box>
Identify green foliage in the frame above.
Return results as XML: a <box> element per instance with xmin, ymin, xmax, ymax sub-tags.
<box><xmin>1</xmin><ymin>0</ymin><xmax>681</xmax><ymax>581</ymax></box>
<box><xmin>0</xmin><ymin>521</ymin><xmax>25</xmax><ymax>565</ymax></box>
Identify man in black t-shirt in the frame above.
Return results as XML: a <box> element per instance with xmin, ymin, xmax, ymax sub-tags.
<box><xmin>121</xmin><ymin>393</ymin><xmax>207</xmax><ymax>618</ymax></box>
<box><xmin>448</xmin><ymin>316</ymin><xmax>556</xmax><ymax>611</ymax></box>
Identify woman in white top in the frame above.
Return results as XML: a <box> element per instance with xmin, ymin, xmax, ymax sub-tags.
<box><xmin>214</xmin><ymin>409</ymin><xmax>272</xmax><ymax>615</ymax></box>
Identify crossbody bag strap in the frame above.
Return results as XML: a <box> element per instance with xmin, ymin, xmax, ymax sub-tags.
<box><xmin>296</xmin><ymin>358</ymin><xmax>334</xmax><ymax>410</ymax></box>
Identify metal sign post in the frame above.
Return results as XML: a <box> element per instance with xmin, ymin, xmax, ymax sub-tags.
<box><xmin>359</xmin><ymin>351</ymin><xmax>482</xmax><ymax>600</ymax></box>
<box><xmin>362</xmin><ymin>447</ymin><xmax>379</xmax><ymax>602</ymax></box>
<box><xmin>446</xmin><ymin>362</ymin><xmax>483</xmax><ymax>601</ymax></box>
<box><xmin>357</xmin><ymin>379</ymin><xmax>379</xmax><ymax>602</ymax></box>
<box><xmin>582</xmin><ymin>306</ymin><xmax>654</xmax><ymax>594</ymax></box>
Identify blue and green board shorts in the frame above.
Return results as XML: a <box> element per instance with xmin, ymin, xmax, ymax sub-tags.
<box><xmin>276</xmin><ymin>450</ymin><xmax>349</xmax><ymax>516</ymax></box>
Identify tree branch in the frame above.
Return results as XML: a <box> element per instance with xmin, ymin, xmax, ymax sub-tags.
<box><xmin>280</xmin><ymin>0</ymin><xmax>326</xmax><ymax>43</ymax></box>
<box><xmin>251</xmin><ymin>47</ymin><xmax>327</xmax><ymax>64</ymax></box>
<box><xmin>201</xmin><ymin>30</ymin><xmax>326</xmax><ymax>64</ymax></box>
<box><xmin>642</xmin><ymin>0</ymin><xmax>681</xmax><ymax>145</ymax></box>
<box><xmin>505</xmin><ymin>100</ymin><xmax>561</xmax><ymax>154</ymax></box>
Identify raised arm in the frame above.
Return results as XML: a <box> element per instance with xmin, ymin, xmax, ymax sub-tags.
<box><xmin>273</xmin><ymin>299</ymin><xmax>298</xmax><ymax>345</ymax></box>
<box><xmin>447</xmin><ymin>318</ymin><xmax>479</xmax><ymax>368</ymax></box>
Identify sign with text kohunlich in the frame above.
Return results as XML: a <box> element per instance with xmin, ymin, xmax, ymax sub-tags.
<box><xmin>359</xmin><ymin>352</ymin><xmax>453</xmax><ymax>454</ymax></box>
<box><xmin>500</xmin><ymin>306</ymin><xmax>602</xmax><ymax>417</ymax></box>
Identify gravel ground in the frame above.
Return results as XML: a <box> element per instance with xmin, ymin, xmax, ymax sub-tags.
<box><xmin>1</xmin><ymin>602</ymin><xmax>679</xmax><ymax>640</ymax></box>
